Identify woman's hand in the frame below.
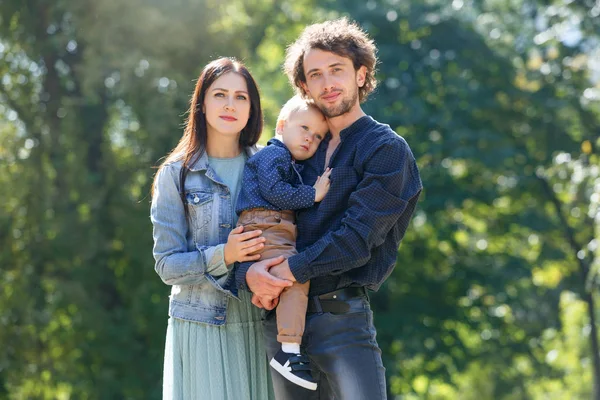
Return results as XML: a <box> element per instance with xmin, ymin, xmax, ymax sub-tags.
<box><xmin>223</xmin><ymin>225</ymin><xmax>266</xmax><ymax>265</ymax></box>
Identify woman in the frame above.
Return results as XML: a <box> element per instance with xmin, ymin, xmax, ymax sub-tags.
<box><xmin>151</xmin><ymin>58</ymin><xmax>275</xmax><ymax>399</ymax></box>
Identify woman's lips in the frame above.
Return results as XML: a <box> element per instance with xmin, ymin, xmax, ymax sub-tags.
<box><xmin>220</xmin><ymin>116</ymin><xmax>237</xmax><ymax>121</ymax></box>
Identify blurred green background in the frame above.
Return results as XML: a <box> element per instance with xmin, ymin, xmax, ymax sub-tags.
<box><xmin>1</xmin><ymin>0</ymin><xmax>599</xmax><ymax>399</ymax></box>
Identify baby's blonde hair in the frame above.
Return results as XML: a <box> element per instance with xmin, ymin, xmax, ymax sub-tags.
<box><xmin>276</xmin><ymin>95</ymin><xmax>322</xmax><ymax>125</ymax></box>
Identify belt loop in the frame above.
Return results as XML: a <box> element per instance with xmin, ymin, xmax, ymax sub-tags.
<box><xmin>362</xmin><ymin>287</ymin><xmax>370</xmax><ymax>301</ymax></box>
<box><xmin>312</xmin><ymin>296</ymin><xmax>323</xmax><ymax>315</ymax></box>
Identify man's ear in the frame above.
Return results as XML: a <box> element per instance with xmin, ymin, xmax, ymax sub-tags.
<box><xmin>356</xmin><ymin>66</ymin><xmax>367</xmax><ymax>88</ymax></box>
<box><xmin>276</xmin><ymin>119</ymin><xmax>286</xmax><ymax>136</ymax></box>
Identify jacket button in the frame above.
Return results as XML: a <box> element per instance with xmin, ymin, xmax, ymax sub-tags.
<box><xmin>221</xmin><ymin>224</ymin><xmax>231</xmax><ymax>228</ymax></box>
<box><xmin>193</xmin><ymin>196</ymin><xmax>200</xmax><ymax>203</ymax></box>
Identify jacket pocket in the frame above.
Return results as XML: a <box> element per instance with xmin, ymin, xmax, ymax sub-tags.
<box><xmin>185</xmin><ymin>189</ymin><xmax>213</xmax><ymax>244</ymax></box>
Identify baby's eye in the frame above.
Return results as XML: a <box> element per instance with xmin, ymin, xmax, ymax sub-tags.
<box><xmin>301</xmin><ymin>125</ymin><xmax>309</xmax><ymax>131</ymax></box>
<box><xmin>314</xmin><ymin>134</ymin><xmax>323</xmax><ymax>140</ymax></box>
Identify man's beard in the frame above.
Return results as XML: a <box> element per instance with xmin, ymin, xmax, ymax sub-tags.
<box><xmin>316</xmin><ymin>87</ymin><xmax>358</xmax><ymax>118</ymax></box>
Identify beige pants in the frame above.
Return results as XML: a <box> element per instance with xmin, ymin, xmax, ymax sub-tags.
<box><xmin>238</xmin><ymin>208</ymin><xmax>309</xmax><ymax>344</ymax></box>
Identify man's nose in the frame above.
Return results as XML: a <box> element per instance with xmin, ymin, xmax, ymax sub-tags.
<box><xmin>322</xmin><ymin>74</ymin><xmax>335</xmax><ymax>92</ymax></box>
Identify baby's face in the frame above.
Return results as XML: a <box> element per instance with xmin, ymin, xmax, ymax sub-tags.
<box><xmin>280</xmin><ymin>107</ymin><xmax>328</xmax><ymax>161</ymax></box>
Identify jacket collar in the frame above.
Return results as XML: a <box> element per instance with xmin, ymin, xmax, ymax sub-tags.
<box><xmin>186</xmin><ymin>145</ymin><xmax>259</xmax><ymax>172</ymax></box>
<box><xmin>267</xmin><ymin>137</ymin><xmax>288</xmax><ymax>151</ymax></box>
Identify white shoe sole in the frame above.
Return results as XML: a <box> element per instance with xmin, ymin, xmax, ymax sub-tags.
<box><xmin>269</xmin><ymin>359</ymin><xmax>318</xmax><ymax>391</ymax></box>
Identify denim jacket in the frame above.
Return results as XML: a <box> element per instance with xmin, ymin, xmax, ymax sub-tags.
<box><xmin>151</xmin><ymin>146</ymin><xmax>259</xmax><ymax>325</ymax></box>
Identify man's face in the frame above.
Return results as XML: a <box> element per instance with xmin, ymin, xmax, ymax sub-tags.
<box><xmin>300</xmin><ymin>49</ymin><xmax>366</xmax><ymax>118</ymax></box>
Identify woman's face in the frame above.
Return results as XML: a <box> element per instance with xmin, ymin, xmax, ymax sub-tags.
<box><xmin>203</xmin><ymin>72</ymin><xmax>251</xmax><ymax>140</ymax></box>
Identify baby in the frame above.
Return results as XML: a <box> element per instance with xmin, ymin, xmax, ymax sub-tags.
<box><xmin>235</xmin><ymin>95</ymin><xmax>331</xmax><ymax>390</ymax></box>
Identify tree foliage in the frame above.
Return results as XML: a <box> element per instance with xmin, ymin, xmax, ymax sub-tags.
<box><xmin>0</xmin><ymin>0</ymin><xmax>598</xmax><ymax>398</ymax></box>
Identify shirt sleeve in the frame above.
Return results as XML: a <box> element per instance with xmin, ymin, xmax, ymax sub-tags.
<box><xmin>256</xmin><ymin>148</ymin><xmax>316</xmax><ymax>210</ymax></box>
<box><xmin>287</xmin><ymin>137</ymin><xmax>422</xmax><ymax>283</ymax></box>
<box><xmin>151</xmin><ymin>164</ymin><xmax>232</xmax><ymax>286</ymax></box>
<box><xmin>234</xmin><ymin>260</ymin><xmax>253</xmax><ymax>292</ymax></box>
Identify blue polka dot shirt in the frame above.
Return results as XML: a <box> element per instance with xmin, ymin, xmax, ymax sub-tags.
<box><xmin>235</xmin><ymin>138</ymin><xmax>316</xmax><ymax>214</ymax></box>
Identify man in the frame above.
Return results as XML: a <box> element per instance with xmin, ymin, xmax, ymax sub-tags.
<box><xmin>235</xmin><ymin>18</ymin><xmax>422</xmax><ymax>399</ymax></box>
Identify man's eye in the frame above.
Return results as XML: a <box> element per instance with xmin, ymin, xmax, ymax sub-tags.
<box><xmin>310</xmin><ymin>73</ymin><xmax>320</xmax><ymax>79</ymax></box>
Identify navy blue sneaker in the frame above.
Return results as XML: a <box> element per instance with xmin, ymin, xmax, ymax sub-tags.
<box><xmin>269</xmin><ymin>349</ymin><xmax>318</xmax><ymax>390</ymax></box>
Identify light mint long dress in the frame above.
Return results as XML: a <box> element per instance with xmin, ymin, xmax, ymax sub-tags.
<box><xmin>162</xmin><ymin>153</ymin><xmax>275</xmax><ymax>400</ymax></box>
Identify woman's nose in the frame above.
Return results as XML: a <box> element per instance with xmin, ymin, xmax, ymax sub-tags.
<box><xmin>224</xmin><ymin>97</ymin><xmax>235</xmax><ymax>111</ymax></box>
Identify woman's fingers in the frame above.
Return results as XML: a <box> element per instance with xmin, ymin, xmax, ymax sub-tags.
<box><xmin>242</xmin><ymin>243</ymin><xmax>265</xmax><ymax>255</ymax></box>
<box><xmin>241</xmin><ymin>237</ymin><xmax>265</xmax><ymax>249</ymax></box>
<box><xmin>241</xmin><ymin>254</ymin><xmax>262</xmax><ymax>262</ymax></box>
<box><xmin>237</xmin><ymin>229</ymin><xmax>262</xmax><ymax>241</ymax></box>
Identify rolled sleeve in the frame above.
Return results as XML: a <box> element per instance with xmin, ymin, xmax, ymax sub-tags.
<box><xmin>199</xmin><ymin>243</ymin><xmax>232</xmax><ymax>278</ymax></box>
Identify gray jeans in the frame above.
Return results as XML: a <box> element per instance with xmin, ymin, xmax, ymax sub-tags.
<box><xmin>262</xmin><ymin>294</ymin><xmax>387</xmax><ymax>400</ymax></box>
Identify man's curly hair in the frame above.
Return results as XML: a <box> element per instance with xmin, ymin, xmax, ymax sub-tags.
<box><xmin>284</xmin><ymin>18</ymin><xmax>378</xmax><ymax>103</ymax></box>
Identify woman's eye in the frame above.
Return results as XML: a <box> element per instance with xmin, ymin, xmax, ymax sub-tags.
<box><xmin>215</xmin><ymin>92</ymin><xmax>225</xmax><ymax>97</ymax></box>
<box><xmin>237</xmin><ymin>95</ymin><xmax>248</xmax><ymax>100</ymax></box>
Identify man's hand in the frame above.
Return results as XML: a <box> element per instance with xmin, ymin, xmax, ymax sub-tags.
<box><xmin>251</xmin><ymin>294</ymin><xmax>279</xmax><ymax>310</ymax></box>
<box><xmin>246</xmin><ymin>256</ymin><xmax>292</xmax><ymax>304</ymax></box>
<box><xmin>269</xmin><ymin>259</ymin><xmax>296</xmax><ymax>282</ymax></box>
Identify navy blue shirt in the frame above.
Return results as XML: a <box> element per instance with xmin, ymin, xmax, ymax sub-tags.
<box><xmin>236</xmin><ymin>138</ymin><xmax>316</xmax><ymax>214</ymax></box>
<box><xmin>235</xmin><ymin>116</ymin><xmax>422</xmax><ymax>296</ymax></box>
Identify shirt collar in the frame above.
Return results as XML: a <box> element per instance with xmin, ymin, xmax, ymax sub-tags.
<box><xmin>339</xmin><ymin>115</ymin><xmax>375</xmax><ymax>140</ymax></box>
<box><xmin>321</xmin><ymin>115</ymin><xmax>375</xmax><ymax>145</ymax></box>
<box><xmin>267</xmin><ymin>137</ymin><xmax>288</xmax><ymax>150</ymax></box>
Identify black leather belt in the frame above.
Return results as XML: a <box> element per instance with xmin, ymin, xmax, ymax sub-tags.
<box><xmin>307</xmin><ymin>287</ymin><xmax>367</xmax><ymax>314</ymax></box>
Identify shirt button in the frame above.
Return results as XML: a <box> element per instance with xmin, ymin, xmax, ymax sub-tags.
<box><xmin>221</xmin><ymin>224</ymin><xmax>231</xmax><ymax>228</ymax></box>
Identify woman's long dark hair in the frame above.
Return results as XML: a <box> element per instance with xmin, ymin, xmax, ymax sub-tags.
<box><xmin>152</xmin><ymin>57</ymin><xmax>263</xmax><ymax>209</ymax></box>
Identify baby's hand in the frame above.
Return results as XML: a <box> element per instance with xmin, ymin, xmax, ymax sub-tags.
<box><xmin>313</xmin><ymin>167</ymin><xmax>332</xmax><ymax>202</ymax></box>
